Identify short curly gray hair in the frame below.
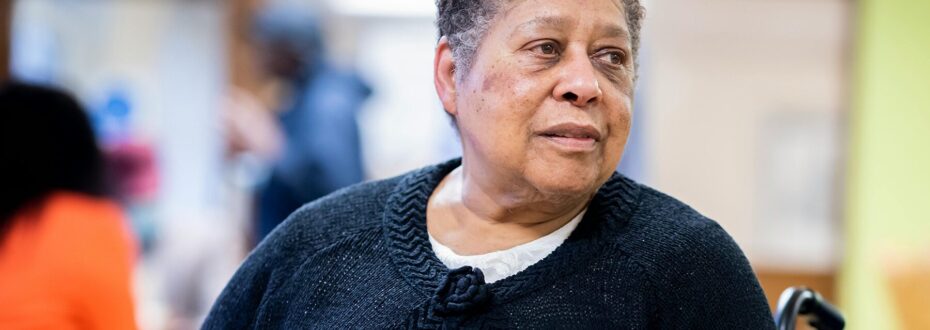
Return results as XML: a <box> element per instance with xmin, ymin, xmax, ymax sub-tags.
<box><xmin>436</xmin><ymin>0</ymin><xmax>646</xmax><ymax>81</ymax></box>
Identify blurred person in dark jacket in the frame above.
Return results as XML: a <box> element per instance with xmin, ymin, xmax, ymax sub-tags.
<box><xmin>248</xmin><ymin>3</ymin><xmax>371</xmax><ymax>242</ymax></box>
<box><xmin>0</xmin><ymin>83</ymin><xmax>138</xmax><ymax>329</ymax></box>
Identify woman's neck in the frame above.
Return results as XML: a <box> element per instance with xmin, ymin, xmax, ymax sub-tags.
<box><xmin>426</xmin><ymin>166</ymin><xmax>591</xmax><ymax>256</ymax></box>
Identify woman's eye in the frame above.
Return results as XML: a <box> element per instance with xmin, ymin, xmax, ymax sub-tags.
<box><xmin>532</xmin><ymin>42</ymin><xmax>559</xmax><ymax>56</ymax></box>
<box><xmin>540</xmin><ymin>44</ymin><xmax>555</xmax><ymax>54</ymax></box>
<box><xmin>597</xmin><ymin>51</ymin><xmax>625</xmax><ymax>66</ymax></box>
<box><xmin>608</xmin><ymin>53</ymin><xmax>623</xmax><ymax>65</ymax></box>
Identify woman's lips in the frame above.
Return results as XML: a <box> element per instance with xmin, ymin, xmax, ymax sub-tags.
<box><xmin>536</xmin><ymin>123</ymin><xmax>601</xmax><ymax>152</ymax></box>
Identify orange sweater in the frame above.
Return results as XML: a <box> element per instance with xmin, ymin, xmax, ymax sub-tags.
<box><xmin>0</xmin><ymin>192</ymin><xmax>138</xmax><ymax>330</ymax></box>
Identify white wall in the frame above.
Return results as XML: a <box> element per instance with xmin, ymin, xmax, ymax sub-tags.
<box><xmin>646</xmin><ymin>0</ymin><xmax>849</xmax><ymax>270</ymax></box>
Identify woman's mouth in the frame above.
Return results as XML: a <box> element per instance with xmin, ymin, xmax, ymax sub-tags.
<box><xmin>537</xmin><ymin>123</ymin><xmax>601</xmax><ymax>152</ymax></box>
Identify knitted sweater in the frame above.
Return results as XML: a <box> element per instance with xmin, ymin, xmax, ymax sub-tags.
<box><xmin>204</xmin><ymin>159</ymin><xmax>775</xmax><ymax>329</ymax></box>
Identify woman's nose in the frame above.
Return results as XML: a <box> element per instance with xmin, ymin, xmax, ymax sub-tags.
<box><xmin>552</xmin><ymin>52</ymin><xmax>602</xmax><ymax>107</ymax></box>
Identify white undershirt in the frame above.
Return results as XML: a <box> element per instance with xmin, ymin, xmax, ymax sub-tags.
<box><xmin>428</xmin><ymin>209</ymin><xmax>586</xmax><ymax>284</ymax></box>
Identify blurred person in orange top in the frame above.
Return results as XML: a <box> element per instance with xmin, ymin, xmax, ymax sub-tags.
<box><xmin>0</xmin><ymin>83</ymin><xmax>138</xmax><ymax>329</ymax></box>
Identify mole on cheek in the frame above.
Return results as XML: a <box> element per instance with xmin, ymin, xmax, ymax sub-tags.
<box><xmin>481</xmin><ymin>62</ymin><xmax>515</xmax><ymax>93</ymax></box>
<box><xmin>482</xmin><ymin>71</ymin><xmax>502</xmax><ymax>93</ymax></box>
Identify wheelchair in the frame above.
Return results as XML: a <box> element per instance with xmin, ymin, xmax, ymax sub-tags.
<box><xmin>774</xmin><ymin>286</ymin><xmax>845</xmax><ymax>330</ymax></box>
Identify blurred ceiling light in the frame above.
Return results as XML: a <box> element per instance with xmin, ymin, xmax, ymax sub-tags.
<box><xmin>327</xmin><ymin>0</ymin><xmax>435</xmax><ymax>18</ymax></box>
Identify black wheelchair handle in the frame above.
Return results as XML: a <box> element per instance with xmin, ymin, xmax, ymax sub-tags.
<box><xmin>774</xmin><ymin>286</ymin><xmax>845</xmax><ymax>330</ymax></box>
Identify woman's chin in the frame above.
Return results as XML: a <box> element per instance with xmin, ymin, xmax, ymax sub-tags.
<box><xmin>526</xmin><ymin>170</ymin><xmax>602</xmax><ymax>198</ymax></box>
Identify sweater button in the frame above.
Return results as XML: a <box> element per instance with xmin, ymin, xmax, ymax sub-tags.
<box><xmin>431</xmin><ymin>266</ymin><xmax>492</xmax><ymax>316</ymax></box>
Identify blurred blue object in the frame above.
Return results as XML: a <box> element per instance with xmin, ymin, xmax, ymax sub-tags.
<box><xmin>92</xmin><ymin>87</ymin><xmax>133</xmax><ymax>144</ymax></box>
<box><xmin>254</xmin><ymin>2</ymin><xmax>371</xmax><ymax>242</ymax></box>
<box><xmin>252</xmin><ymin>2</ymin><xmax>323</xmax><ymax>57</ymax></box>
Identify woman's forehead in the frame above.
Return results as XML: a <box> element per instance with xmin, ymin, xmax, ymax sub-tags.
<box><xmin>494</xmin><ymin>0</ymin><xmax>628</xmax><ymax>35</ymax></box>
<box><xmin>478</xmin><ymin>0</ymin><xmax>631</xmax><ymax>42</ymax></box>
<box><xmin>507</xmin><ymin>15</ymin><xmax>631</xmax><ymax>41</ymax></box>
<box><xmin>497</xmin><ymin>0</ymin><xmax>626</xmax><ymax>18</ymax></box>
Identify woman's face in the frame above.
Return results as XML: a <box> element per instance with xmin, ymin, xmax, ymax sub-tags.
<box><xmin>446</xmin><ymin>0</ymin><xmax>634</xmax><ymax>197</ymax></box>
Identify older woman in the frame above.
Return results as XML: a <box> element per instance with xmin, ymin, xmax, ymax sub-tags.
<box><xmin>205</xmin><ymin>0</ymin><xmax>775</xmax><ymax>328</ymax></box>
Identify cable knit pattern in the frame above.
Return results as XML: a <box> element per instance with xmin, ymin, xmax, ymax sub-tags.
<box><xmin>204</xmin><ymin>158</ymin><xmax>776</xmax><ymax>329</ymax></box>
<box><xmin>384</xmin><ymin>165</ymin><xmax>451</xmax><ymax>296</ymax></box>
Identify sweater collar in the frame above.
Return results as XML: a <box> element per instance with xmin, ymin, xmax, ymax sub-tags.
<box><xmin>383</xmin><ymin>158</ymin><xmax>642</xmax><ymax>305</ymax></box>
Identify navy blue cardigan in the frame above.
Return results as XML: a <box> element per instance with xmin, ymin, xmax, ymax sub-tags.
<box><xmin>204</xmin><ymin>159</ymin><xmax>775</xmax><ymax>329</ymax></box>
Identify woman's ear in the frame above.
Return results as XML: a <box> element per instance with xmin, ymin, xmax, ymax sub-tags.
<box><xmin>434</xmin><ymin>36</ymin><xmax>458</xmax><ymax>117</ymax></box>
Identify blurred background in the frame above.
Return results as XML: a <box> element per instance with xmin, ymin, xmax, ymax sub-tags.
<box><xmin>0</xmin><ymin>0</ymin><xmax>927</xmax><ymax>329</ymax></box>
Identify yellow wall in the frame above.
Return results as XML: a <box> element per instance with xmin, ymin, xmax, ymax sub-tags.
<box><xmin>841</xmin><ymin>0</ymin><xmax>930</xmax><ymax>329</ymax></box>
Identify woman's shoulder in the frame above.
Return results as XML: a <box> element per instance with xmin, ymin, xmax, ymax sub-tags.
<box><xmin>603</xmin><ymin>182</ymin><xmax>774</xmax><ymax>327</ymax></box>
<box><xmin>601</xmin><ymin>179</ymin><xmax>751</xmax><ymax>277</ymax></box>
<box><xmin>268</xmin><ymin>177</ymin><xmax>397</xmax><ymax>239</ymax></box>
<box><xmin>631</xmin><ymin>185</ymin><xmax>725</xmax><ymax>237</ymax></box>
<box><xmin>257</xmin><ymin>169</ymin><xmax>416</xmax><ymax>259</ymax></box>
<box><xmin>595</xmin><ymin>175</ymin><xmax>725</xmax><ymax>242</ymax></box>
<box><xmin>266</xmin><ymin>160</ymin><xmax>457</xmax><ymax>250</ymax></box>
<box><xmin>204</xmin><ymin>168</ymin><xmax>425</xmax><ymax>326</ymax></box>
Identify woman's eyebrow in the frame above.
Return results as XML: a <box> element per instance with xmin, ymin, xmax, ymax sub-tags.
<box><xmin>597</xmin><ymin>23</ymin><xmax>631</xmax><ymax>42</ymax></box>
<box><xmin>510</xmin><ymin>16</ymin><xmax>575</xmax><ymax>38</ymax></box>
<box><xmin>510</xmin><ymin>16</ymin><xmax>630</xmax><ymax>44</ymax></box>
